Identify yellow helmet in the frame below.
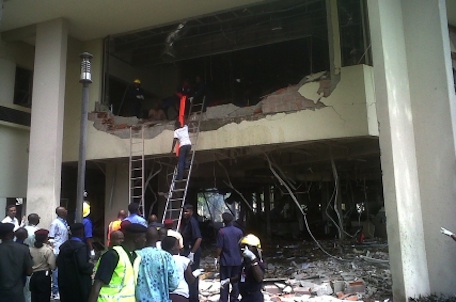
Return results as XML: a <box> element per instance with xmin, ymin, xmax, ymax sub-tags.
<box><xmin>239</xmin><ymin>234</ymin><xmax>261</xmax><ymax>249</ymax></box>
<box><xmin>133</xmin><ymin>79</ymin><xmax>141</xmax><ymax>84</ymax></box>
<box><xmin>83</xmin><ymin>201</ymin><xmax>91</xmax><ymax>218</ymax></box>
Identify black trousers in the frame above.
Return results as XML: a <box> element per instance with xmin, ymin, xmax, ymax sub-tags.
<box><xmin>30</xmin><ymin>270</ymin><xmax>51</xmax><ymax>302</ymax></box>
<box><xmin>170</xmin><ymin>293</ymin><xmax>189</xmax><ymax>302</ymax></box>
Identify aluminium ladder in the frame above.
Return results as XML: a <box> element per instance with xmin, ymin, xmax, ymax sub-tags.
<box><xmin>128</xmin><ymin>124</ymin><xmax>145</xmax><ymax>211</ymax></box>
<box><xmin>162</xmin><ymin>96</ymin><xmax>205</xmax><ymax>231</ymax></box>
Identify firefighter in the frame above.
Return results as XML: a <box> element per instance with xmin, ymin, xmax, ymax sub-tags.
<box><xmin>128</xmin><ymin>79</ymin><xmax>145</xmax><ymax>118</ymax></box>
<box><xmin>221</xmin><ymin>233</ymin><xmax>265</xmax><ymax>302</ymax></box>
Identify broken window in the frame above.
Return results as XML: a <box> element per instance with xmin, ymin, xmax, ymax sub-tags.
<box><xmin>197</xmin><ymin>189</ymin><xmax>240</xmax><ymax>224</ymax></box>
<box><xmin>102</xmin><ymin>0</ymin><xmax>372</xmax><ymax>115</ymax></box>
<box><xmin>338</xmin><ymin>0</ymin><xmax>372</xmax><ymax>66</ymax></box>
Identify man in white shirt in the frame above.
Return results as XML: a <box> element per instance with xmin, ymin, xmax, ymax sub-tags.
<box><xmin>2</xmin><ymin>204</ymin><xmax>24</xmax><ymax>231</ymax></box>
<box><xmin>23</xmin><ymin>213</ymin><xmax>40</xmax><ymax>246</ymax></box>
<box><xmin>49</xmin><ymin>206</ymin><xmax>69</xmax><ymax>300</ymax></box>
<box><xmin>171</xmin><ymin>120</ymin><xmax>192</xmax><ymax>180</ymax></box>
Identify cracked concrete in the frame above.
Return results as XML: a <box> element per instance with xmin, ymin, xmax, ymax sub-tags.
<box><xmin>89</xmin><ymin>79</ymin><xmax>327</xmax><ymax>140</ymax></box>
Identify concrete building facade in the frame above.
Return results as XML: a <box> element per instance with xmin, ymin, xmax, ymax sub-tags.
<box><xmin>0</xmin><ymin>0</ymin><xmax>455</xmax><ymax>300</ymax></box>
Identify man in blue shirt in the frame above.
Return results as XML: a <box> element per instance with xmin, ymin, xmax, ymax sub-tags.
<box><xmin>124</xmin><ymin>203</ymin><xmax>147</xmax><ymax>227</ymax></box>
<box><xmin>216</xmin><ymin>212</ymin><xmax>244</xmax><ymax>302</ymax></box>
<box><xmin>82</xmin><ymin>201</ymin><xmax>95</xmax><ymax>258</ymax></box>
<box><xmin>136</xmin><ymin>227</ymin><xmax>179</xmax><ymax>302</ymax></box>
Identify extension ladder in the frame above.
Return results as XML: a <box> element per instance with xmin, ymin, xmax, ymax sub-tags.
<box><xmin>162</xmin><ymin>96</ymin><xmax>205</xmax><ymax>230</ymax></box>
<box><xmin>129</xmin><ymin>124</ymin><xmax>145</xmax><ymax>210</ymax></box>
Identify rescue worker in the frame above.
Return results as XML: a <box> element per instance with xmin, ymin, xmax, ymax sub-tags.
<box><xmin>171</xmin><ymin>120</ymin><xmax>192</xmax><ymax>180</ymax></box>
<box><xmin>221</xmin><ymin>234</ymin><xmax>265</xmax><ymax>302</ymax></box>
<box><xmin>82</xmin><ymin>201</ymin><xmax>95</xmax><ymax>258</ymax></box>
<box><xmin>107</xmin><ymin>210</ymin><xmax>127</xmax><ymax>247</ymax></box>
<box><xmin>127</xmin><ymin>79</ymin><xmax>145</xmax><ymax>118</ymax></box>
<box><xmin>88</xmin><ymin>223</ymin><xmax>147</xmax><ymax>302</ymax></box>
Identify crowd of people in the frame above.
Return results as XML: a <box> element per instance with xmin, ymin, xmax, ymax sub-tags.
<box><xmin>0</xmin><ymin>202</ymin><xmax>264</xmax><ymax>302</ymax></box>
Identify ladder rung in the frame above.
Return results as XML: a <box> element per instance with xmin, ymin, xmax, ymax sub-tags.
<box><xmin>132</xmin><ymin>186</ymin><xmax>143</xmax><ymax>190</ymax></box>
<box><xmin>172</xmin><ymin>188</ymin><xmax>185</xmax><ymax>192</ymax></box>
<box><xmin>169</xmin><ymin>198</ymin><xmax>183</xmax><ymax>202</ymax></box>
<box><xmin>131</xmin><ymin>177</ymin><xmax>142</xmax><ymax>181</ymax></box>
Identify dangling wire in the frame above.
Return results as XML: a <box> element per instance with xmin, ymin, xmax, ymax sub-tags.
<box><xmin>213</xmin><ymin>163</ymin><xmax>217</xmax><ymax>189</ymax></box>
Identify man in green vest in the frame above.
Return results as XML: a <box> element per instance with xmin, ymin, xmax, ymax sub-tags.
<box><xmin>88</xmin><ymin>223</ymin><xmax>147</xmax><ymax>302</ymax></box>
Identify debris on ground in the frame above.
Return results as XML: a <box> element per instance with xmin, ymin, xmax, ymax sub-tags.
<box><xmin>198</xmin><ymin>239</ymin><xmax>392</xmax><ymax>302</ymax></box>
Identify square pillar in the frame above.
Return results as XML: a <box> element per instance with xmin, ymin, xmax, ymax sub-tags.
<box><xmin>401</xmin><ymin>0</ymin><xmax>456</xmax><ymax>295</ymax></box>
<box><xmin>26</xmin><ymin>19</ymin><xmax>68</xmax><ymax>228</ymax></box>
<box><xmin>368</xmin><ymin>1</ymin><xmax>430</xmax><ymax>300</ymax></box>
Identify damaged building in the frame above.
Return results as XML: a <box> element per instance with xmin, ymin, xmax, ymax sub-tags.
<box><xmin>1</xmin><ymin>0</ymin><xmax>456</xmax><ymax>300</ymax></box>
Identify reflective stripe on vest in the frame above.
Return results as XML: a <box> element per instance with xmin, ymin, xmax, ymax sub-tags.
<box><xmin>98</xmin><ymin>246</ymin><xmax>140</xmax><ymax>302</ymax></box>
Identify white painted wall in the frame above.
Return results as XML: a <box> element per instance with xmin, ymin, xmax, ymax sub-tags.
<box><xmin>0</xmin><ymin>126</ymin><xmax>29</xmax><ymax>197</ymax></box>
<box><xmin>0</xmin><ymin>40</ymin><xmax>33</xmax><ymax>204</ymax></box>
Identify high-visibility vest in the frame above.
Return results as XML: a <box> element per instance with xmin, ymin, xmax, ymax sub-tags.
<box><xmin>98</xmin><ymin>246</ymin><xmax>140</xmax><ymax>302</ymax></box>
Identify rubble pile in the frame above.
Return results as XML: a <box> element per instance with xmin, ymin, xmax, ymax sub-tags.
<box><xmin>198</xmin><ymin>240</ymin><xmax>392</xmax><ymax>302</ymax></box>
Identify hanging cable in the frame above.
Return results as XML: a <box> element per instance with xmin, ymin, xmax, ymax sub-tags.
<box><xmin>265</xmin><ymin>154</ymin><xmax>347</xmax><ymax>261</ymax></box>
<box><xmin>216</xmin><ymin>160</ymin><xmax>254</xmax><ymax>212</ymax></box>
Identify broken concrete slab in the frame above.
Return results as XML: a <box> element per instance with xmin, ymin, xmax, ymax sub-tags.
<box><xmin>197</xmin><ymin>239</ymin><xmax>392</xmax><ymax>302</ymax></box>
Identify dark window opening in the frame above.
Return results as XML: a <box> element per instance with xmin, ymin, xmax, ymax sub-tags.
<box><xmin>13</xmin><ymin>67</ymin><xmax>33</xmax><ymax>108</ymax></box>
<box><xmin>103</xmin><ymin>0</ymin><xmax>371</xmax><ymax>114</ymax></box>
<box><xmin>338</xmin><ymin>0</ymin><xmax>372</xmax><ymax>66</ymax></box>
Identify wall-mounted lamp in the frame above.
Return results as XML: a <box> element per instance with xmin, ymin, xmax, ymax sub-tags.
<box><xmin>79</xmin><ymin>52</ymin><xmax>93</xmax><ymax>83</ymax></box>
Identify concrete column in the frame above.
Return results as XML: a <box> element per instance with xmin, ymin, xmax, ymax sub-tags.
<box><xmin>369</xmin><ymin>0</ymin><xmax>456</xmax><ymax>299</ymax></box>
<box><xmin>367</xmin><ymin>1</ymin><xmax>430</xmax><ymax>300</ymax></box>
<box><xmin>26</xmin><ymin>19</ymin><xmax>68</xmax><ymax>228</ymax></box>
<box><xmin>401</xmin><ymin>1</ymin><xmax>456</xmax><ymax>295</ymax></box>
<box><xmin>105</xmin><ymin>161</ymin><xmax>129</xmax><ymax>225</ymax></box>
